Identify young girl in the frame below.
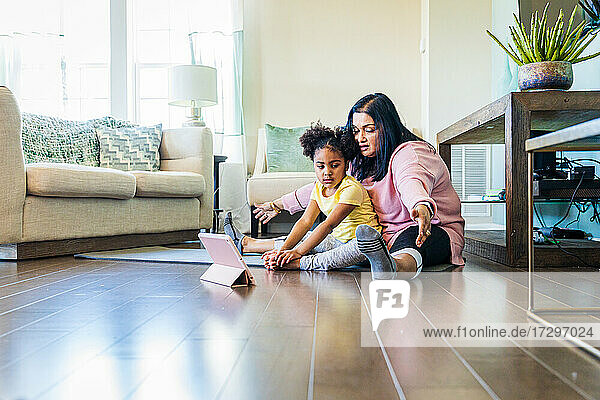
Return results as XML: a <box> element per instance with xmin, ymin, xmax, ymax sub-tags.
<box><xmin>224</xmin><ymin>122</ymin><xmax>382</xmax><ymax>270</ymax></box>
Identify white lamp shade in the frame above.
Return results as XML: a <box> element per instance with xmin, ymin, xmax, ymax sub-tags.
<box><xmin>168</xmin><ymin>65</ymin><xmax>218</xmax><ymax>107</ymax></box>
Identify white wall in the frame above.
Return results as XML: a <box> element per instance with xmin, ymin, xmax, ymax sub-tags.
<box><xmin>424</xmin><ymin>0</ymin><xmax>493</xmax><ymax>140</ymax></box>
<box><xmin>242</xmin><ymin>0</ymin><xmax>422</xmax><ymax>172</ymax></box>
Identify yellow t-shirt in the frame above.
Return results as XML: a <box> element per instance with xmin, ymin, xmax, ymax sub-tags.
<box><xmin>310</xmin><ymin>175</ymin><xmax>382</xmax><ymax>243</ymax></box>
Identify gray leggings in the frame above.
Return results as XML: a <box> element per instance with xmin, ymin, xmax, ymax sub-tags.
<box><xmin>274</xmin><ymin>232</ymin><xmax>366</xmax><ymax>271</ymax></box>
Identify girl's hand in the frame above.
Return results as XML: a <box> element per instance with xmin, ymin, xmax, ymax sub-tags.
<box><xmin>262</xmin><ymin>252</ymin><xmax>279</xmax><ymax>270</ymax></box>
<box><xmin>411</xmin><ymin>204</ymin><xmax>432</xmax><ymax>247</ymax></box>
<box><xmin>275</xmin><ymin>249</ymin><xmax>303</xmax><ymax>267</ymax></box>
<box><xmin>262</xmin><ymin>250</ymin><xmax>281</xmax><ymax>270</ymax></box>
<box><xmin>253</xmin><ymin>201</ymin><xmax>282</xmax><ymax>224</ymax></box>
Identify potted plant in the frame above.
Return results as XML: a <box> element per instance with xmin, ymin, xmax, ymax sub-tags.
<box><xmin>487</xmin><ymin>3</ymin><xmax>600</xmax><ymax>91</ymax></box>
<box><xmin>580</xmin><ymin>0</ymin><xmax>600</xmax><ymax>32</ymax></box>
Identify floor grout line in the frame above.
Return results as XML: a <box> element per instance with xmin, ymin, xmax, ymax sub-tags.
<box><xmin>0</xmin><ymin>265</ymin><xmax>123</xmax><ymax>318</ymax></box>
<box><xmin>212</xmin><ymin>272</ymin><xmax>287</xmax><ymax>400</ymax></box>
<box><xmin>428</xmin><ymin>276</ymin><xmax>594</xmax><ymax>400</ymax></box>
<box><xmin>0</xmin><ymin>257</ymin><xmax>93</xmax><ymax>281</ymax></box>
<box><xmin>1</xmin><ymin>263</ymin><xmax>204</xmax><ymax>376</ymax></box>
<box><xmin>0</xmin><ymin>262</ymin><xmax>119</xmax><ymax>302</ymax></box>
<box><xmin>353</xmin><ymin>274</ymin><xmax>406</xmax><ymax>400</ymax></box>
<box><xmin>408</xmin><ymin>287</ymin><xmax>501</xmax><ymax>400</ymax></box>
<box><xmin>462</xmin><ymin>270</ymin><xmax>600</xmax><ymax>322</ymax></box>
<box><xmin>0</xmin><ymin>260</ymin><xmax>98</xmax><ymax>288</ymax></box>
<box><xmin>306</xmin><ymin>277</ymin><xmax>319</xmax><ymax>400</ymax></box>
<box><xmin>0</xmin><ymin>269</ymin><xmax>147</xmax><ymax>340</ymax></box>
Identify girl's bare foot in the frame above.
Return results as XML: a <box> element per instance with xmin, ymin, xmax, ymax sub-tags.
<box><xmin>277</xmin><ymin>257</ymin><xmax>301</xmax><ymax>270</ymax></box>
<box><xmin>265</xmin><ymin>259</ymin><xmax>300</xmax><ymax>271</ymax></box>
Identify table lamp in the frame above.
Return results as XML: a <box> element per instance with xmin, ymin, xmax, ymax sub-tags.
<box><xmin>169</xmin><ymin>65</ymin><xmax>217</xmax><ymax>127</ymax></box>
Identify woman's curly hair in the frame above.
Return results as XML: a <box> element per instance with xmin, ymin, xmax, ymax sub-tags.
<box><xmin>299</xmin><ymin>121</ymin><xmax>359</xmax><ymax>161</ymax></box>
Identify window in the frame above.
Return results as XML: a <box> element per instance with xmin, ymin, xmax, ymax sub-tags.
<box><xmin>131</xmin><ymin>0</ymin><xmax>188</xmax><ymax>127</ymax></box>
<box><xmin>0</xmin><ymin>0</ymin><xmax>110</xmax><ymax>119</ymax></box>
<box><xmin>451</xmin><ymin>145</ymin><xmax>492</xmax><ymax>218</ymax></box>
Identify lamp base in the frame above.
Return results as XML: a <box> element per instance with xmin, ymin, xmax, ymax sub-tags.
<box><xmin>183</xmin><ymin>119</ymin><xmax>207</xmax><ymax>127</ymax></box>
<box><xmin>183</xmin><ymin>106</ymin><xmax>206</xmax><ymax>127</ymax></box>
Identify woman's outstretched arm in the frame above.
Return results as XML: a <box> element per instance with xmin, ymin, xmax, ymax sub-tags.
<box><xmin>253</xmin><ymin>183</ymin><xmax>315</xmax><ymax>224</ymax></box>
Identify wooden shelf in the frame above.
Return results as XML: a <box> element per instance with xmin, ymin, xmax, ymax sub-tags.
<box><xmin>437</xmin><ymin>90</ymin><xmax>600</xmax><ymax>266</ymax></box>
<box><xmin>464</xmin><ymin>230</ymin><xmax>600</xmax><ymax>267</ymax></box>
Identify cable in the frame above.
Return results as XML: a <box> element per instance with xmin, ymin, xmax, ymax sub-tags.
<box><xmin>533</xmin><ymin>203</ymin><xmax>547</xmax><ymax>228</ymax></box>
<box><xmin>534</xmin><ymin>161</ymin><xmax>595</xmax><ymax>267</ymax></box>
<box><xmin>552</xmin><ymin>174</ymin><xmax>585</xmax><ymax>228</ymax></box>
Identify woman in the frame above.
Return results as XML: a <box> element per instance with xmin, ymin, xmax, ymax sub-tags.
<box><xmin>246</xmin><ymin>93</ymin><xmax>464</xmax><ymax>276</ymax></box>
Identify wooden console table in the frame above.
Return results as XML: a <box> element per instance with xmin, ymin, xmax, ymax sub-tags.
<box><xmin>437</xmin><ymin>91</ymin><xmax>600</xmax><ymax>267</ymax></box>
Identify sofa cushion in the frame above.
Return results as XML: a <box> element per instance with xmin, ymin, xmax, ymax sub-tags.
<box><xmin>97</xmin><ymin>124</ymin><xmax>162</xmax><ymax>171</ymax></box>
<box><xmin>26</xmin><ymin>163</ymin><xmax>136</xmax><ymax>199</ymax></box>
<box><xmin>247</xmin><ymin>172</ymin><xmax>316</xmax><ymax>205</ymax></box>
<box><xmin>131</xmin><ymin>171</ymin><xmax>206</xmax><ymax>198</ymax></box>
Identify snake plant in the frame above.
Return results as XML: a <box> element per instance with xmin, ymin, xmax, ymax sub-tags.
<box><xmin>486</xmin><ymin>3</ymin><xmax>600</xmax><ymax>66</ymax></box>
<box><xmin>580</xmin><ymin>0</ymin><xmax>600</xmax><ymax>32</ymax></box>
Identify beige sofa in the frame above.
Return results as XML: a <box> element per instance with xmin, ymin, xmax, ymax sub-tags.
<box><xmin>0</xmin><ymin>87</ymin><xmax>213</xmax><ymax>259</ymax></box>
<box><xmin>246</xmin><ymin>127</ymin><xmax>315</xmax><ymax>237</ymax></box>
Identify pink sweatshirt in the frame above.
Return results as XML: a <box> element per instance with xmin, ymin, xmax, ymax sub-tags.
<box><xmin>281</xmin><ymin>141</ymin><xmax>465</xmax><ymax>265</ymax></box>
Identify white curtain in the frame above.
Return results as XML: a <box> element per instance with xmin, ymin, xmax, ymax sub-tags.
<box><xmin>0</xmin><ymin>33</ymin><xmax>65</xmax><ymax>115</ymax></box>
<box><xmin>491</xmin><ymin>0</ymin><xmax>519</xmax><ymax>98</ymax></box>
<box><xmin>187</xmin><ymin>0</ymin><xmax>249</xmax><ymax>232</ymax></box>
<box><xmin>0</xmin><ymin>35</ymin><xmax>21</xmax><ymax>95</ymax></box>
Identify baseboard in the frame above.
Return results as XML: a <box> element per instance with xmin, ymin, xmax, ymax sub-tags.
<box><xmin>0</xmin><ymin>230</ymin><xmax>201</xmax><ymax>260</ymax></box>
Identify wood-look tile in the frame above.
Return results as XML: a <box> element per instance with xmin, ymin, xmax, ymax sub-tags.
<box><xmin>429</xmin><ymin>270</ymin><xmax>600</xmax><ymax>397</ymax></box>
<box><xmin>312</xmin><ymin>272</ymin><xmax>400</xmax><ymax>399</ymax></box>
<box><xmin>29</xmin><ymin>274</ymin><xmax>233</xmax><ymax>398</ymax></box>
<box><xmin>0</xmin><ymin>270</ymin><xmax>205</xmax><ymax>399</ymax></box>
<box><xmin>419</xmin><ymin>272</ymin><xmax>597</xmax><ymax>399</ymax></box>
<box><xmin>215</xmin><ymin>272</ymin><xmax>316</xmax><ymax>400</ymax></box>
<box><xmin>0</xmin><ymin>254</ymin><xmax>598</xmax><ymax>399</ymax></box>
<box><xmin>355</xmin><ymin>274</ymin><xmax>495</xmax><ymax>399</ymax></box>
<box><xmin>126</xmin><ymin>339</ymin><xmax>247</xmax><ymax>400</ymax></box>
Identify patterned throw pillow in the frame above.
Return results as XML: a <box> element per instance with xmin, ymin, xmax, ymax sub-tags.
<box><xmin>96</xmin><ymin>124</ymin><xmax>162</xmax><ymax>171</ymax></box>
<box><xmin>265</xmin><ymin>123</ymin><xmax>314</xmax><ymax>173</ymax></box>
<box><xmin>20</xmin><ymin>114</ymin><xmax>137</xmax><ymax>167</ymax></box>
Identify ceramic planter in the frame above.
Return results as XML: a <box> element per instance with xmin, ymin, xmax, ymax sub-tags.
<box><xmin>518</xmin><ymin>61</ymin><xmax>573</xmax><ymax>91</ymax></box>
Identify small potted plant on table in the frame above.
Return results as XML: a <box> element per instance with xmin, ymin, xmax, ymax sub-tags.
<box><xmin>487</xmin><ymin>3</ymin><xmax>600</xmax><ymax>91</ymax></box>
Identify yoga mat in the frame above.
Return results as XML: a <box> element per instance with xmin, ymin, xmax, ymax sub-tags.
<box><xmin>75</xmin><ymin>246</ymin><xmax>266</xmax><ymax>267</ymax></box>
<box><xmin>75</xmin><ymin>246</ymin><xmax>454</xmax><ymax>272</ymax></box>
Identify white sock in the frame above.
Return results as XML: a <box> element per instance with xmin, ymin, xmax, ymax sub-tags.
<box><xmin>391</xmin><ymin>248</ymin><xmax>423</xmax><ymax>279</ymax></box>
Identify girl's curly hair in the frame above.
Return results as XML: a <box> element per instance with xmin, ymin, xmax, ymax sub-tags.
<box><xmin>299</xmin><ymin>121</ymin><xmax>359</xmax><ymax>161</ymax></box>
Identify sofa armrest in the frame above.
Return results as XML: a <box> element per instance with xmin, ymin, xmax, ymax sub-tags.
<box><xmin>0</xmin><ymin>87</ymin><xmax>25</xmax><ymax>244</ymax></box>
<box><xmin>160</xmin><ymin>127</ymin><xmax>214</xmax><ymax>229</ymax></box>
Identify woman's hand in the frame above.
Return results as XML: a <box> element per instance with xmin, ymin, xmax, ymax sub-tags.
<box><xmin>411</xmin><ymin>204</ymin><xmax>432</xmax><ymax>247</ymax></box>
<box><xmin>253</xmin><ymin>199</ymin><xmax>283</xmax><ymax>224</ymax></box>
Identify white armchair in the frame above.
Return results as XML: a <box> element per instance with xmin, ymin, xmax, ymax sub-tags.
<box><xmin>246</xmin><ymin>128</ymin><xmax>315</xmax><ymax>237</ymax></box>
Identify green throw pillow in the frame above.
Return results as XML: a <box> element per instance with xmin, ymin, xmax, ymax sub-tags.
<box><xmin>265</xmin><ymin>123</ymin><xmax>314</xmax><ymax>172</ymax></box>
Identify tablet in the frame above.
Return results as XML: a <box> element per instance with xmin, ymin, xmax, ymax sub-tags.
<box><xmin>198</xmin><ymin>233</ymin><xmax>256</xmax><ymax>287</ymax></box>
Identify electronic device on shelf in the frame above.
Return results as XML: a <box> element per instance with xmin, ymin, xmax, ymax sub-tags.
<box><xmin>533</xmin><ymin>178</ymin><xmax>600</xmax><ymax>199</ymax></box>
